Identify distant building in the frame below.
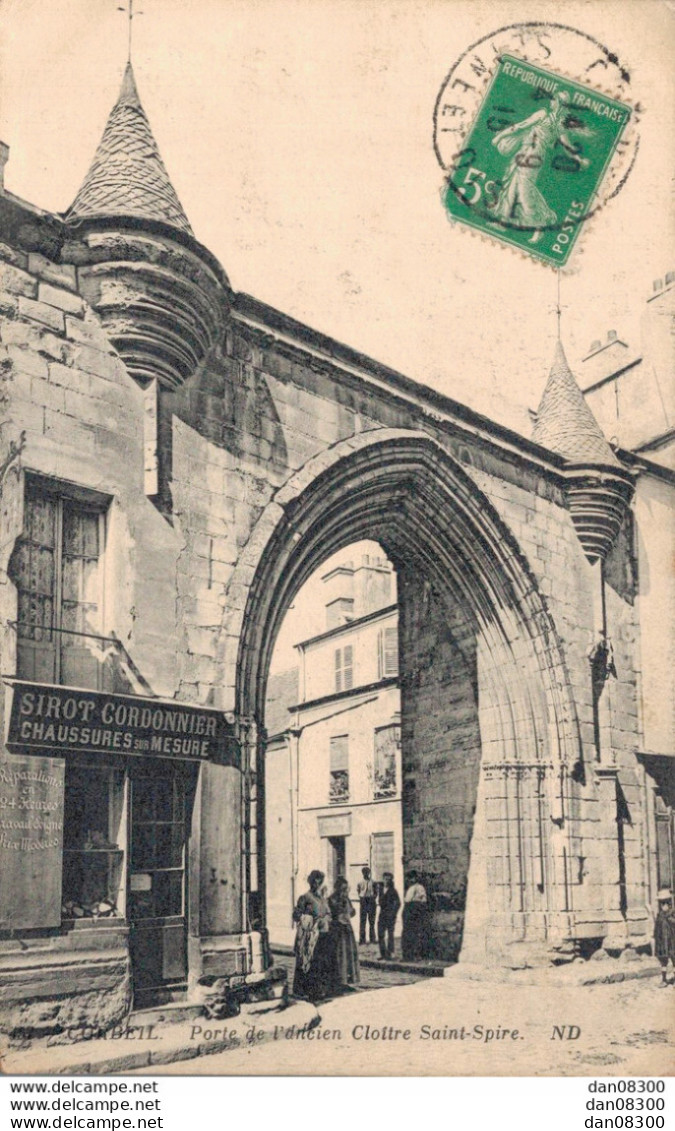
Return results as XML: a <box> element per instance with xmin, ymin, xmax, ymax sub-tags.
<box><xmin>580</xmin><ymin>274</ymin><xmax>674</xmax><ymax>471</ymax></box>
<box><xmin>265</xmin><ymin>555</ymin><xmax>402</xmax><ymax>945</ymax></box>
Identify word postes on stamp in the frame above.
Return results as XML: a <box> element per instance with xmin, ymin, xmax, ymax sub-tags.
<box><xmin>441</xmin><ymin>54</ymin><xmax>632</xmax><ymax>267</ymax></box>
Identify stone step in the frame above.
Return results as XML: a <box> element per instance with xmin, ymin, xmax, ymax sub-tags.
<box><xmin>129</xmin><ymin>1002</ymin><xmax>203</xmax><ymax>1028</ymax></box>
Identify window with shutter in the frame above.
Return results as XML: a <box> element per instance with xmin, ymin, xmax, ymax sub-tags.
<box><xmin>378</xmin><ymin>624</ymin><xmax>399</xmax><ymax>679</ymax></box>
<box><xmin>329</xmin><ymin>734</ymin><xmax>349</xmax><ymax>803</ymax></box>
<box><xmin>10</xmin><ymin>483</ymin><xmax>106</xmax><ymax>687</ymax></box>
<box><xmin>335</xmin><ymin>645</ymin><xmax>353</xmax><ymax>692</ymax></box>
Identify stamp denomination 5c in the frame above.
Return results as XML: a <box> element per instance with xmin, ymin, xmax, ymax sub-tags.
<box><xmin>441</xmin><ymin>53</ymin><xmax>632</xmax><ymax>267</ymax></box>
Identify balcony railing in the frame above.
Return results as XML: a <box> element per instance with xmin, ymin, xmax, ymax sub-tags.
<box><xmin>10</xmin><ymin>622</ymin><xmax>154</xmax><ymax>697</ymax></box>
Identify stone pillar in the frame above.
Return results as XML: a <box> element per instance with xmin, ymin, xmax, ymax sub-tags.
<box><xmin>198</xmin><ymin>761</ymin><xmax>243</xmax><ymax>937</ymax></box>
<box><xmin>594</xmin><ymin>766</ymin><xmax>628</xmax><ymax>950</ymax></box>
<box><xmin>397</xmin><ymin>571</ymin><xmax>481</xmax><ymax>961</ymax></box>
<box><xmin>189</xmin><ymin>735</ymin><xmax>248</xmax><ymax>990</ymax></box>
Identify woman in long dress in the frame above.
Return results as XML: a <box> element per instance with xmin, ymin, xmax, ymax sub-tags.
<box><xmin>401</xmin><ymin>871</ymin><xmax>429</xmax><ymax>961</ymax></box>
<box><xmin>490</xmin><ymin>90</ymin><xmax>590</xmax><ymax>241</ymax></box>
<box><xmin>292</xmin><ymin>870</ymin><xmax>334</xmax><ymax>1001</ymax></box>
<box><xmin>328</xmin><ymin>877</ymin><xmax>360</xmax><ymax>991</ymax></box>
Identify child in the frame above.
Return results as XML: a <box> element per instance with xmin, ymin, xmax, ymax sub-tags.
<box><xmin>654</xmin><ymin>889</ymin><xmax>675</xmax><ymax>986</ymax></box>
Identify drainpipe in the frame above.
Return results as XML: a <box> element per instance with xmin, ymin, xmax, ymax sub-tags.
<box><xmin>288</xmin><ymin>726</ymin><xmax>301</xmax><ymax>914</ymax></box>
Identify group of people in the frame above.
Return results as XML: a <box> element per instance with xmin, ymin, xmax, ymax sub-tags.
<box><xmin>292</xmin><ymin>870</ymin><xmax>360</xmax><ymax>1002</ymax></box>
<box><xmin>356</xmin><ymin>866</ymin><xmax>402</xmax><ymax>958</ymax></box>
<box><xmin>356</xmin><ymin>866</ymin><xmax>429</xmax><ymax>960</ymax></box>
<box><xmin>294</xmin><ymin>877</ymin><xmax>675</xmax><ymax>1000</ymax></box>
<box><xmin>292</xmin><ymin>866</ymin><xmax>430</xmax><ymax>1001</ymax></box>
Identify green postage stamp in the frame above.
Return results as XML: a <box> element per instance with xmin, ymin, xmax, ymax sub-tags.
<box><xmin>442</xmin><ymin>54</ymin><xmax>632</xmax><ymax>267</ymax></box>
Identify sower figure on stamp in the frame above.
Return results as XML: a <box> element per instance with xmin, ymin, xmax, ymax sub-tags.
<box><xmin>357</xmin><ymin>866</ymin><xmax>377</xmax><ymax>945</ymax></box>
<box><xmin>377</xmin><ymin>872</ymin><xmax>401</xmax><ymax>960</ymax></box>
<box><xmin>654</xmin><ymin>889</ymin><xmax>675</xmax><ymax>986</ymax></box>
<box><xmin>490</xmin><ymin>90</ymin><xmax>590</xmax><ymax>244</ymax></box>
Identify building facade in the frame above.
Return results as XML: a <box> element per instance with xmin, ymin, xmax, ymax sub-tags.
<box><xmin>265</xmin><ymin>555</ymin><xmax>403</xmax><ymax>946</ymax></box>
<box><xmin>0</xmin><ymin>62</ymin><xmax>673</xmax><ymax>1039</ymax></box>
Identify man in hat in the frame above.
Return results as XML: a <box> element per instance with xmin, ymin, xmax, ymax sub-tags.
<box><xmin>357</xmin><ymin>866</ymin><xmax>377</xmax><ymax>945</ymax></box>
<box><xmin>377</xmin><ymin>872</ymin><xmax>401</xmax><ymax>960</ymax></box>
<box><xmin>654</xmin><ymin>889</ymin><xmax>675</xmax><ymax>986</ymax></box>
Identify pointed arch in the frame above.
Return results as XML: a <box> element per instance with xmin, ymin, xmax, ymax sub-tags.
<box><xmin>220</xmin><ymin>428</ymin><xmax>584</xmax><ymax>959</ymax></box>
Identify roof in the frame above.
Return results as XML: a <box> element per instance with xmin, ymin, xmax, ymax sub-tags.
<box><xmin>265</xmin><ymin>667</ymin><xmax>300</xmax><ymax>737</ymax></box>
<box><xmin>296</xmin><ymin>603</ymin><xmax>398</xmax><ymax>651</ymax></box>
<box><xmin>532</xmin><ymin>340</ymin><xmax>621</xmax><ymax>467</ymax></box>
<box><xmin>65</xmin><ymin>63</ymin><xmax>193</xmax><ymax>235</ymax></box>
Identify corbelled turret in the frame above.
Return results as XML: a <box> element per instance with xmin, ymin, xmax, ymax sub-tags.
<box><xmin>533</xmin><ymin>341</ymin><xmax>634</xmax><ymax>563</ymax></box>
<box><xmin>64</xmin><ymin>63</ymin><xmax>228</xmax><ymax>394</ymax></box>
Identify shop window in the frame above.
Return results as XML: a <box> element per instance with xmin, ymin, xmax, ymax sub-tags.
<box><xmin>10</xmin><ymin>482</ymin><xmax>107</xmax><ymax>689</ymax></box>
<box><xmin>373</xmin><ymin>723</ymin><xmax>399</xmax><ymax>798</ymax></box>
<box><xmin>62</xmin><ymin>764</ymin><xmax>125</xmax><ymax>919</ymax></box>
<box><xmin>334</xmin><ymin>645</ymin><xmax>353</xmax><ymax>693</ymax></box>
<box><xmin>377</xmin><ymin>625</ymin><xmax>399</xmax><ymax>679</ymax></box>
<box><xmin>129</xmin><ymin>771</ymin><xmax>186</xmax><ymax>920</ymax></box>
<box><xmin>329</xmin><ymin>734</ymin><xmax>349</xmax><ymax>803</ymax></box>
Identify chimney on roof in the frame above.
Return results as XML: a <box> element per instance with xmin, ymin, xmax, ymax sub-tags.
<box><xmin>0</xmin><ymin>142</ymin><xmax>9</xmax><ymax>192</ymax></box>
<box><xmin>607</xmin><ymin>330</ymin><xmax>617</xmax><ymax>341</ymax></box>
<box><xmin>653</xmin><ymin>279</ymin><xmax>663</xmax><ymax>293</ymax></box>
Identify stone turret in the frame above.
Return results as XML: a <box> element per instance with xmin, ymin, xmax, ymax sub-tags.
<box><xmin>533</xmin><ymin>340</ymin><xmax>634</xmax><ymax>563</ymax></box>
<box><xmin>63</xmin><ymin>63</ymin><xmax>228</xmax><ymax>393</ymax></box>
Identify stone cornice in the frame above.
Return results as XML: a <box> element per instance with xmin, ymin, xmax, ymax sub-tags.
<box><xmin>231</xmin><ymin>295</ymin><xmax>592</xmax><ymax>486</ymax></box>
<box><xmin>0</xmin><ymin>192</ymin><xmax>231</xmax><ymax>296</ymax></box>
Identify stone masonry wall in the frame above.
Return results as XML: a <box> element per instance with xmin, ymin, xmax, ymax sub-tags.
<box><xmin>0</xmin><ymin>200</ymin><xmax>652</xmax><ymax>1012</ymax></box>
<box><xmin>398</xmin><ymin>571</ymin><xmax>481</xmax><ymax>959</ymax></box>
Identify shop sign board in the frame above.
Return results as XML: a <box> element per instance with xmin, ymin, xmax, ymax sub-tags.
<box><xmin>6</xmin><ymin>681</ymin><xmax>239</xmax><ymax>767</ymax></box>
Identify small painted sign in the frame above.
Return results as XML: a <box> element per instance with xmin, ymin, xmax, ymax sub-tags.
<box><xmin>0</xmin><ymin>754</ymin><xmax>64</xmax><ymax>929</ymax></box>
<box><xmin>6</xmin><ymin>681</ymin><xmax>239</xmax><ymax>767</ymax></box>
<box><xmin>442</xmin><ymin>55</ymin><xmax>632</xmax><ymax>267</ymax></box>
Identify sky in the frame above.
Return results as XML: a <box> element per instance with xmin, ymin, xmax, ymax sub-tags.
<box><xmin>0</xmin><ymin>0</ymin><xmax>672</xmax><ymax>439</ymax></box>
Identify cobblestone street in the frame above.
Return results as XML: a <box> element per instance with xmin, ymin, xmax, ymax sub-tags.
<box><xmin>272</xmin><ymin>946</ymin><xmax>441</xmax><ymax>992</ymax></box>
<box><xmin>145</xmin><ymin>967</ymin><xmax>674</xmax><ymax>1077</ymax></box>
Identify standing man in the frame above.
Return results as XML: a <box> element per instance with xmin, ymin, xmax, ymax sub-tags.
<box><xmin>377</xmin><ymin>872</ymin><xmax>401</xmax><ymax>960</ymax></box>
<box><xmin>654</xmin><ymin>889</ymin><xmax>675</xmax><ymax>986</ymax></box>
<box><xmin>357</xmin><ymin>866</ymin><xmax>377</xmax><ymax>945</ymax></box>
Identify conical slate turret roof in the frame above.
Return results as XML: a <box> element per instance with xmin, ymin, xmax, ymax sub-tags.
<box><xmin>66</xmin><ymin>63</ymin><xmax>193</xmax><ymax>235</ymax></box>
<box><xmin>532</xmin><ymin>340</ymin><xmax>621</xmax><ymax>467</ymax></box>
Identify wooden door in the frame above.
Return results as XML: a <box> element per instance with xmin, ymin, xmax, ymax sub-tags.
<box><xmin>128</xmin><ymin>765</ymin><xmax>190</xmax><ymax>1007</ymax></box>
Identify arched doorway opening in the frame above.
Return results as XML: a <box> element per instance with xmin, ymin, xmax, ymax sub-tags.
<box><xmin>263</xmin><ymin>540</ymin><xmax>402</xmax><ymax>949</ymax></box>
<box><xmin>227</xmin><ymin>430</ymin><xmax>582</xmax><ymax>964</ymax></box>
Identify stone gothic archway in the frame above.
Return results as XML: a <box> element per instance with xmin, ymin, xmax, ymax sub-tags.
<box><xmin>221</xmin><ymin>429</ymin><xmax>584</xmax><ymax>963</ymax></box>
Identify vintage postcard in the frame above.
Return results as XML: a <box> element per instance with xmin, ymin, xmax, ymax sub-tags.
<box><xmin>0</xmin><ymin>0</ymin><xmax>673</xmax><ymax>1081</ymax></box>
